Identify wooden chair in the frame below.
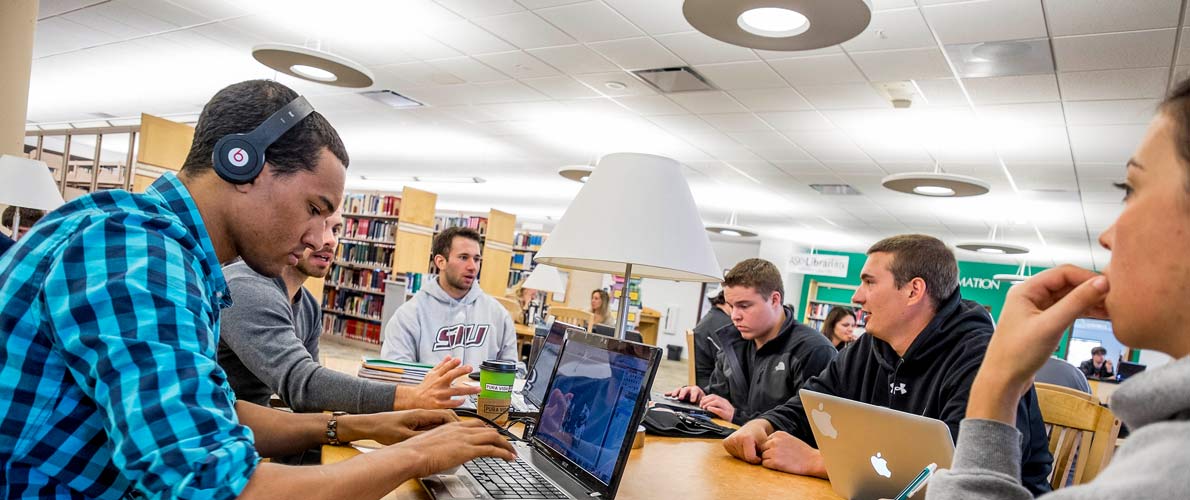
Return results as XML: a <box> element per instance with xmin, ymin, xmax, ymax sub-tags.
<box><xmin>548</xmin><ymin>306</ymin><xmax>594</xmax><ymax>331</ymax></box>
<box><xmin>686</xmin><ymin>329</ymin><xmax>696</xmax><ymax>386</ymax></box>
<box><xmin>493</xmin><ymin>296</ymin><xmax>529</xmax><ymax>358</ymax></box>
<box><xmin>1035</xmin><ymin>382</ymin><xmax>1096</xmax><ymax>402</ymax></box>
<box><xmin>1036</xmin><ymin>386</ymin><xmax>1122</xmax><ymax>489</ymax></box>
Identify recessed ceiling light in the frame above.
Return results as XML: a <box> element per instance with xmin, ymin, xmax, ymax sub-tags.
<box><xmin>956</xmin><ymin>241</ymin><xmax>1029</xmax><ymax>255</ymax></box>
<box><xmin>706</xmin><ymin>224</ymin><xmax>758</xmax><ymax>238</ymax></box>
<box><xmin>604</xmin><ymin>81</ymin><xmax>628</xmax><ymax>90</ymax></box>
<box><xmin>684</xmin><ymin>0</ymin><xmax>872</xmax><ymax>51</ymax></box>
<box><xmin>882</xmin><ymin>172</ymin><xmax>990</xmax><ymax>197</ymax></box>
<box><xmin>809</xmin><ymin>183</ymin><xmax>862</xmax><ymax>195</ymax></box>
<box><xmin>558</xmin><ymin>165</ymin><xmax>594</xmax><ymax>183</ymax></box>
<box><xmin>737</xmin><ymin>7</ymin><xmax>811</xmax><ymax>38</ymax></box>
<box><xmin>252</xmin><ymin>43</ymin><xmax>374</xmax><ymax>88</ymax></box>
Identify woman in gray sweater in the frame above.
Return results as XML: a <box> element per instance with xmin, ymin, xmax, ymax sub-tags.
<box><xmin>927</xmin><ymin>79</ymin><xmax>1190</xmax><ymax>499</ymax></box>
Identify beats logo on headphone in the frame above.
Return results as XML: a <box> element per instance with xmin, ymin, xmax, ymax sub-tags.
<box><xmin>212</xmin><ymin>95</ymin><xmax>315</xmax><ymax>184</ymax></box>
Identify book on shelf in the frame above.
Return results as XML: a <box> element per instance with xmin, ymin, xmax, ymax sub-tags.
<box><xmin>343</xmin><ymin>217</ymin><xmax>397</xmax><ymax>242</ymax></box>
<box><xmin>336</xmin><ymin>242</ymin><xmax>394</xmax><ymax>269</ymax></box>
<box><xmin>344</xmin><ymin>193</ymin><xmax>401</xmax><ymax>217</ymax></box>
<box><xmin>435</xmin><ymin>215</ymin><xmax>489</xmax><ymax>236</ymax></box>
<box><xmin>329</xmin><ymin>266</ymin><xmax>388</xmax><ymax>293</ymax></box>
<box><xmin>513</xmin><ymin>232</ymin><xmax>546</xmax><ymax>249</ymax></box>
<box><xmin>322</xmin><ymin>313</ymin><xmax>382</xmax><ymax>343</ymax></box>
<box><xmin>358</xmin><ymin>357</ymin><xmax>433</xmax><ymax>385</ymax></box>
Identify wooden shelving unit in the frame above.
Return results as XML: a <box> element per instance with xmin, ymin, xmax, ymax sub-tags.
<box><xmin>802</xmin><ymin>280</ymin><xmax>868</xmax><ymax>333</ymax></box>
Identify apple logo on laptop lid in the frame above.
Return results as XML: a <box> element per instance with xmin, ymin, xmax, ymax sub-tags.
<box><xmin>870</xmin><ymin>452</ymin><xmax>892</xmax><ymax>478</ymax></box>
<box><xmin>810</xmin><ymin>403</ymin><xmax>837</xmax><ymax>439</ymax></box>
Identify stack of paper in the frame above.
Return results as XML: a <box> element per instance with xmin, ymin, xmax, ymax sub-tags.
<box><xmin>357</xmin><ymin>357</ymin><xmax>433</xmax><ymax>385</ymax></box>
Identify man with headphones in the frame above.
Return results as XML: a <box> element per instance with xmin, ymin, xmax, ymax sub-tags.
<box><xmin>0</xmin><ymin>80</ymin><xmax>514</xmax><ymax>499</ymax></box>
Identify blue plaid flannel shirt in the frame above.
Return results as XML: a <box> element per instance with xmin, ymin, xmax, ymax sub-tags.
<box><xmin>0</xmin><ymin>172</ymin><xmax>259</xmax><ymax>499</ymax></box>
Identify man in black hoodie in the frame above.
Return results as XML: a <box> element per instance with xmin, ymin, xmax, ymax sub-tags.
<box><xmin>667</xmin><ymin>259</ymin><xmax>837</xmax><ymax>425</ymax></box>
<box><xmin>722</xmin><ymin>235</ymin><xmax>1053</xmax><ymax>496</ymax></box>
<box><xmin>692</xmin><ymin>290</ymin><xmax>734</xmax><ymax>388</ymax></box>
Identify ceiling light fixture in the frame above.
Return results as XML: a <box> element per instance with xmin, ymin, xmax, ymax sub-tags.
<box><xmin>882</xmin><ymin>162</ymin><xmax>990</xmax><ymax>197</ymax></box>
<box><xmin>684</xmin><ymin>0</ymin><xmax>872</xmax><ymax>51</ymax></box>
<box><xmin>994</xmin><ymin>260</ymin><xmax>1034</xmax><ymax>285</ymax></box>
<box><xmin>412</xmin><ymin>176</ymin><xmax>485</xmax><ymax>184</ymax></box>
<box><xmin>956</xmin><ymin>225</ymin><xmax>1029</xmax><ymax>255</ymax></box>
<box><xmin>252</xmin><ymin>43</ymin><xmax>374</xmax><ymax>88</ymax></box>
<box><xmin>558</xmin><ymin>165</ymin><xmax>594</xmax><ymax>183</ymax></box>
<box><xmin>604</xmin><ymin>81</ymin><xmax>628</xmax><ymax>90</ymax></box>
<box><xmin>705</xmin><ymin>212</ymin><xmax>759</xmax><ymax>238</ymax></box>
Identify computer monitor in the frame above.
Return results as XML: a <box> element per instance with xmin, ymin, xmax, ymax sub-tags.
<box><xmin>591</xmin><ymin>324</ymin><xmax>643</xmax><ymax>344</ymax></box>
<box><xmin>1117</xmin><ymin>361</ymin><xmax>1147</xmax><ymax>381</ymax></box>
<box><xmin>531</xmin><ymin>332</ymin><xmax>661</xmax><ymax>498</ymax></box>
<box><xmin>524</xmin><ymin>319</ymin><xmax>579</xmax><ymax>407</ymax></box>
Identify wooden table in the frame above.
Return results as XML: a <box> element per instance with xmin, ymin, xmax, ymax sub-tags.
<box><xmin>1088</xmin><ymin>379</ymin><xmax>1120</xmax><ymax>405</ymax></box>
<box><xmin>323</xmin><ymin>433</ymin><xmax>840</xmax><ymax>499</ymax></box>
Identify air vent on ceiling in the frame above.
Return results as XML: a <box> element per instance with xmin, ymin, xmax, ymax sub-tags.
<box><xmin>631</xmin><ymin>66</ymin><xmax>716</xmax><ymax>93</ymax></box>
<box><xmin>89</xmin><ymin>112</ymin><xmax>117</xmax><ymax>119</ymax></box>
<box><xmin>810</xmin><ymin>184</ymin><xmax>862</xmax><ymax>195</ymax></box>
<box><xmin>361</xmin><ymin>90</ymin><xmax>423</xmax><ymax>108</ymax></box>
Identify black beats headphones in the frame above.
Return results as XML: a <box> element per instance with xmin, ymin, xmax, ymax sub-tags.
<box><xmin>212</xmin><ymin>95</ymin><xmax>316</xmax><ymax>184</ymax></box>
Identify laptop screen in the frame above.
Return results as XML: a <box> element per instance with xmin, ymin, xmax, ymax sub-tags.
<box><xmin>523</xmin><ymin>320</ymin><xmax>575</xmax><ymax>406</ymax></box>
<box><xmin>532</xmin><ymin>332</ymin><xmax>658</xmax><ymax>493</ymax></box>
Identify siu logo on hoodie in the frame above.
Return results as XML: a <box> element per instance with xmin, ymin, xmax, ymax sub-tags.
<box><xmin>432</xmin><ymin>323</ymin><xmax>492</xmax><ymax>351</ymax></box>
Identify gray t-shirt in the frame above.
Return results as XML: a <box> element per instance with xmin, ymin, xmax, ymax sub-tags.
<box><xmin>1035</xmin><ymin>356</ymin><xmax>1091</xmax><ymax>393</ymax></box>
<box><xmin>217</xmin><ymin>261</ymin><xmax>395</xmax><ymax>413</ymax></box>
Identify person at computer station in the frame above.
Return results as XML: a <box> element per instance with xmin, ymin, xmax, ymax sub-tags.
<box><xmin>1078</xmin><ymin>345</ymin><xmax>1115</xmax><ymax>379</ymax></box>
<box><xmin>721</xmin><ymin>235</ymin><xmax>1054</xmax><ymax>496</ymax></box>
<box><xmin>665</xmin><ymin>258</ymin><xmax>836</xmax><ymax>425</ymax></box>
<box><xmin>927</xmin><ymin>77</ymin><xmax>1190</xmax><ymax>500</ymax></box>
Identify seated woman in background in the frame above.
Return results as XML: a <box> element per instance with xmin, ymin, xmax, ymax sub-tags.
<box><xmin>507</xmin><ymin>279</ymin><xmax>538</xmax><ymax>325</ymax></box>
<box><xmin>821</xmin><ymin>306</ymin><xmax>858</xmax><ymax>351</ymax></box>
<box><xmin>590</xmin><ymin>289</ymin><xmax>612</xmax><ymax>326</ymax></box>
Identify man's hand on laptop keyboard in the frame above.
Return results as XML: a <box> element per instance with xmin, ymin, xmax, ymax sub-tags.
<box><xmin>396</xmin><ymin>420</ymin><xmax>518</xmax><ymax>477</ymax></box>
<box><xmin>665</xmin><ymin>385</ymin><xmax>705</xmax><ymax>403</ymax></box>
<box><xmin>351</xmin><ymin>409</ymin><xmax>460</xmax><ymax>445</ymax></box>
<box><xmin>395</xmin><ymin>355</ymin><xmax>483</xmax><ymax>410</ymax></box>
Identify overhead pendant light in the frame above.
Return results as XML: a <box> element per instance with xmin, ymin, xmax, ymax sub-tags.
<box><xmin>882</xmin><ymin>162</ymin><xmax>990</xmax><ymax>197</ymax></box>
<box><xmin>252</xmin><ymin>43</ymin><xmax>374</xmax><ymax>88</ymax></box>
<box><xmin>558</xmin><ymin>165</ymin><xmax>594</xmax><ymax>183</ymax></box>
<box><xmin>705</xmin><ymin>212</ymin><xmax>759</xmax><ymax>238</ymax></box>
<box><xmin>957</xmin><ymin>225</ymin><xmax>1029</xmax><ymax>255</ymax></box>
<box><xmin>993</xmin><ymin>260</ymin><xmax>1033</xmax><ymax>285</ymax></box>
<box><xmin>683</xmin><ymin>0</ymin><xmax>872</xmax><ymax>51</ymax></box>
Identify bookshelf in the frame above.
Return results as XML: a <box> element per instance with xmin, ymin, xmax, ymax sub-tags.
<box><xmin>508</xmin><ymin>231</ymin><xmax>548</xmax><ymax>288</ymax></box>
<box><xmin>419</xmin><ymin>209</ymin><xmax>517</xmax><ymax>298</ymax></box>
<box><xmin>316</xmin><ymin>187</ymin><xmax>437</xmax><ymax>348</ymax></box>
<box><xmin>802</xmin><ymin>280</ymin><xmax>868</xmax><ymax>333</ymax></box>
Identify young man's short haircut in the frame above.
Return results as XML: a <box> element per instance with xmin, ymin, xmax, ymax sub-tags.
<box><xmin>723</xmin><ymin>258</ymin><xmax>784</xmax><ymax>301</ymax></box>
<box><xmin>709</xmin><ymin>290</ymin><xmax>726</xmax><ymax>307</ymax></box>
<box><xmin>181</xmin><ymin>79</ymin><xmax>349</xmax><ymax>176</ymax></box>
<box><xmin>1091</xmin><ymin>346</ymin><xmax>1108</xmax><ymax>356</ymax></box>
<box><xmin>867</xmin><ymin>234</ymin><xmax>958</xmax><ymax>308</ymax></box>
<box><xmin>432</xmin><ymin>227</ymin><xmax>482</xmax><ymax>261</ymax></box>
<box><xmin>2</xmin><ymin>206</ymin><xmax>43</xmax><ymax>228</ymax></box>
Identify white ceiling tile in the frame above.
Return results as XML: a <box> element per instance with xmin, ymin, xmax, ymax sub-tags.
<box><xmin>429</xmin><ymin>20</ymin><xmax>517</xmax><ymax>54</ymax></box>
<box><xmin>588</xmin><ymin>37</ymin><xmax>684</xmax><ymax>70</ymax></box>
<box><xmin>374</xmin><ymin>61</ymin><xmax>466</xmax><ymax>87</ymax></box>
<box><xmin>1057</xmin><ymin>68</ymin><xmax>1169</xmax><ymax>101</ymax></box>
<box><xmin>124</xmin><ymin>0</ymin><xmax>210</xmax><ymax>25</ymax></box>
<box><xmin>437</xmin><ymin>0</ymin><xmax>525</xmax><ymax>17</ymax></box>
<box><xmin>755</xmin><ymin>45</ymin><xmax>843</xmax><ymax>60</ymax></box>
<box><xmin>1044</xmin><ymin>0</ymin><xmax>1181</xmax><ymax>36</ymax></box>
<box><xmin>398</xmin><ymin>85</ymin><xmax>477</xmax><ymax>106</ymax></box>
<box><xmin>468</xmin><ymin>80</ymin><xmax>549</xmax><ymax>103</ymax></box>
<box><xmin>64</xmin><ymin>2</ymin><xmax>164</xmax><ymax>38</ymax></box>
<box><xmin>824</xmin><ymin>160</ymin><xmax>887</xmax><ymax>174</ymax></box>
<box><xmin>1175</xmin><ymin>64</ymin><xmax>1190</xmax><ymax>83</ymax></box>
<box><xmin>571</xmin><ymin>71</ymin><xmax>654</xmax><ymax>96</ymax></box>
<box><xmin>907</xmin><ymin>78</ymin><xmax>965</xmax><ymax>107</ymax></box>
<box><xmin>1052</xmin><ymin>29</ymin><xmax>1177</xmax><ymax>72</ymax></box>
<box><xmin>33</xmin><ymin>18</ymin><xmax>119</xmax><ymax>56</ymax></box>
<box><xmin>850</xmin><ymin>47</ymin><xmax>952</xmax><ymax>82</ymax></box>
<box><xmin>668</xmin><ymin>91</ymin><xmax>747</xmax><ymax>113</ymax></box>
<box><xmin>385</xmin><ymin>33</ymin><xmax>463</xmax><ymax>60</ymax></box>
<box><xmin>922</xmin><ymin>0</ymin><xmax>1048</xmax><ymax>45</ymax></box>
<box><xmin>612</xmin><ymin>95</ymin><xmax>687</xmax><ymax>115</ymax></box>
<box><xmin>842</xmin><ymin>8</ymin><xmax>937</xmax><ymax>52</ymax></box>
<box><xmin>1076</xmin><ymin>162</ymin><xmax>1128</xmax><ymax>179</ymax></box>
<box><xmin>854</xmin><ymin>138</ymin><xmax>934</xmax><ymax>163</ymax></box>
<box><xmin>997</xmin><ymin>126</ymin><xmax>1073</xmax><ymax>163</ymax></box>
<box><xmin>1181</xmin><ymin>28</ymin><xmax>1190</xmax><ymax>65</ymax></box>
<box><xmin>980</xmin><ymin>102</ymin><xmax>1066</xmax><ymax>128</ymax></box>
<box><xmin>1064</xmin><ymin>99</ymin><xmax>1160</xmax><ymax>126</ymax></box>
<box><xmin>964</xmin><ymin>74</ymin><xmax>1059</xmax><ymax>104</ymax></box>
<box><xmin>654</xmin><ymin>31</ymin><xmax>759</xmax><ymax>65</ymax></box>
<box><xmin>729</xmin><ymin>88</ymin><xmax>813</xmax><ymax>112</ymax></box>
<box><xmin>521</xmin><ymin>75</ymin><xmax>602</xmax><ymax>99</ymax></box>
<box><xmin>535</xmin><ymin>1</ymin><xmax>643</xmax><ymax>42</ymax></box>
<box><xmin>768</xmin><ymin>54</ymin><xmax>868</xmax><ymax>86</ymax></box>
<box><xmin>700</xmin><ymin>113</ymin><xmax>771</xmax><ymax>132</ymax></box>
<box><xmin>471</xmin><ymin>11</ymin><xmax>575</xmax><ymax>49</ymax></box>
<box><xmin>527</xmin><ymin>45</ymin><xmax>618</xmax><ymax>74</ymax></box>
<box><xmin>1068</xmin><ymin>125</ymin><xmax>1149</xmax><ymax>163</ymax></box>
<box><xmin>796</xmin><ymin>83</ymin><xmax>891</xmax><ymax>109</ymax></box>
<box><xmin>516</xmin><ymin>0</ymin><xmax>585</xmax><ymax>7</ymax></box>
<box><xmin>603</xmin><ymin>0</ymin><xmax>691</xmax><ymax>34</ymax></box>
<box><xmin>786</xmin><ymin>131</ymin><xmax>870</xmax><ymax>162</ymax></box>
<box><xmin>474</xmin><ymin>51</ymin><xmax>560</xmax><ymax>79</ymax></box>
<box><xmin>673</xmin><ymin>131</ymin><xmax>743</xmax><ymax>148</ymax></box>
<box><xmin>755</xmin><ymin>148</ymin><xmax>815</xmax><ymax>162</ymax></box>
<box><xmin>693</xmin><ymin>61</ymin><xmax>787</xmax><ymax>90</ymax></box>
<box><xmin>425</xmin><ymin>56</ymin><xmax>510</xmax><ymax>83</ymax></box>
<box><xmin>729</xmin><ymin>131</ymin><xmax>797</xmax><ymax>149</ymax></box>
<box><xmin>759</xmin><ymin>111</ymin><xmax>835</xmax><ymax>132</ymax></box>
<box><xmin>773</xmin><ymin>161</ymin><xmax>830</xmax><ymax>175</ymax></box>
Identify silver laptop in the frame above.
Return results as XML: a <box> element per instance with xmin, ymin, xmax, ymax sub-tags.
<box><xmin>800</xmin><ymin>389</ymin><xmax>954</xmax><ymax>500</ymax></box>
<box><xmin>457</xmin><ymin>319</ymin><xmax>577</xmax><ymax>416</ymax></box>
<box><xmin>423</xmin><ymin>332</ymin><xmax>662</xmax><ymax>500</ymax></box>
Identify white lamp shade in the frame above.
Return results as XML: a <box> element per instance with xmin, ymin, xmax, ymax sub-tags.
<box><xmin>0</xmin><ymin>155</ymin><xmax>65</xmax><ymax>211</ymax></box>
<box><xmin>522</xmin><ymin>264</ymin><xmax>565</xmax><ymax>293</ymax></box>
<box><xmin>535</xmin><ymin>152</ymin><xmax>722</xmax><ymax>282</ymax></box>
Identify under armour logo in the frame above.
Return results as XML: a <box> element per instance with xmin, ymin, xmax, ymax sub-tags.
<box><xmin>432</xmin><ymin>323</ymin><xmax>491</xmax><ymax>351</ymax></box>
<box><xmin>774</xmin><ymin>361</ymin><xmax>786</xmax><ymax>372</ymax></box>
<box><xmin>890</xmin><ymin>382</ymin><xmax>908</xmax><ymax>395</ymax></box>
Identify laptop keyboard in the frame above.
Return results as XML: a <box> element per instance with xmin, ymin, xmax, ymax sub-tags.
<box><xmin>463</xmin><ymin>456</ymin><xmax>569</xmax><ymax>499</ymax></box>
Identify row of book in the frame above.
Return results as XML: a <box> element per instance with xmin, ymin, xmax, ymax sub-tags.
<box><xmin>805</xmin><ymin>302</ymin><xmax>870</xmax><ymax>329</ymax></box>
<box><xmin>343</xmin><ymin>217</ymin><xmax>396</xmax><ymax>242</ymax></box>
<box><xmin>511</xmin><ymin>250</ymin><xmax>535</xmax><ymax>269</ymax></box>
<box><xmin>405</xmin><ymin>272</ymin><xmax>427</xmax><ymax>296</ymax></box>
<box><xmin>322</xmin><ymin>314</ymin><xmax>382</xmax><ymax>344</ymax></box>
<box><xmin>435</xmin><ymin>215</ymin><xmax>488</xmax><ymax>235</ymax></box>
<box><xmin>329</xmin><ymin>266</ymin><xmax>388</xmax><ymax>292</ymax></box>
<box><xmin>343</xmin><ymin>193</ymin><xmax>400</xmax><ymax>217</ymax></box>
<box><xmin>507</xmin><ymin>268</ymin><xmax>528</xmax><ymax>288</ymax></box>
<box><xmin>336</xmin><ymin>242</ymin><xmax>394</xmax><ymax>268</ymax></box>
<box><xmin>513</xmin><ymin>232</ymin><xmax>545</xmax><ymax>249</ymax></box>
<box><xmin>324</xmin><ymin>288</ymin><xmax>383</xmax><ymax>320</ymax></box>
<box><xmin>357</xmin><ymin>358</ymin><xmax>431</xmax><ymax>385</ymax></box>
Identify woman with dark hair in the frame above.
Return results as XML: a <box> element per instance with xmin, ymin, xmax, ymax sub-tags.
<box><xmin>590</xmin><ymin>289</ymin><xmax>612</xmax><ymax>326</ymax></box>
<box><xmin>821</xmin><ymin>306</ymin><xmax>858</xmax><ymax>351</ymax></box>
<box><xmin>927</xmin><ymin>78</ymin><xmax>1190</xmax><ymax>499</ymax></box>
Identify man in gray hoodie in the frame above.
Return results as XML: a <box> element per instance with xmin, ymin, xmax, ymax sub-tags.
<box><xmin>382</xmin><ymin>226</ymin><xmax>517</xmax><ymax>368</ymax></box>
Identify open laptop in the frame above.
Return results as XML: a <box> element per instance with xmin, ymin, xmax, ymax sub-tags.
<box><xmin>591</xmin><ymin>323</ymin><xmax>644</xmax><ymax>344</ymax></box>
<box><xmin>456</xmin><ymin>319</ymin><xmax>578</xmax><ymax>416</ymax></box>
<box><xmin>423</xmin><ymin>332</ymin><xmax>663</xmax><ymax>500</ymax></box>
<box><xmin>800</xmin><ymin>389</ymin><xmax>954</xmax><ymax>500</ymax></box>
<box><xmin>1116</xmin><ymin>360</ymin><xmax>1147</xmax><ymax>382</ymax></box>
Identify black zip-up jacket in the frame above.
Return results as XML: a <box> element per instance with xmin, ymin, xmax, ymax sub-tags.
<box><xmin>693</xmin><ymin>307</ymin><xmax>733</xmax><ymax>388</ymax></box>
<box><xmin>703</xmin><ymin>305</ymin><xmax>837</xmax><ymax>426</ymax></box>
<box><xmin>759</xmin><ymin>291</ymin><xmax>1053</xmax><ymax>497</ymax></box>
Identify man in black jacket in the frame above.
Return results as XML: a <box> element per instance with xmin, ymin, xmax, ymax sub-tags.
<box><xmin>692</xmin><ymin>290</ymin><xmax>734</xmax><ymax>388</ymax></box>
<box><xmin>722</xmin><ymin>235</ymin><xmax>1053</xmax><ymax>497</ymax></box>
<box><xmin>667</xmin><ymin>259</ymin><xmax>837</xmax><ymax>425</ymax></box>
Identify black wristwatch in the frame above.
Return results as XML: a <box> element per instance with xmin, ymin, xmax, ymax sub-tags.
<box><xmin>326</xmin><ymin>411</ymin><xmax>348</xmax><ymax>445</ymax></box>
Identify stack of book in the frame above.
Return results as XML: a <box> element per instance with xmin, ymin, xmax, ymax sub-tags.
<box><xmin>357</xmin><ymin>357</ymin><xmax>433</xmax><ymax>385</ymax></box>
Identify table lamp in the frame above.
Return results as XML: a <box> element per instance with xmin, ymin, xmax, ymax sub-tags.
<box><xmin>0</xmin><ymin>155</ymin><xmax>65</xmax><ymax>240</ymax></box>
<box><xmin>534</xmin><ymin>152</ymin><xmax>722</xmax><ymax>340</ymax></box>
<box><xmin>523</xmin><ymin>263</ymin><xmax>565</xmax><ymax>293</ymax></box>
